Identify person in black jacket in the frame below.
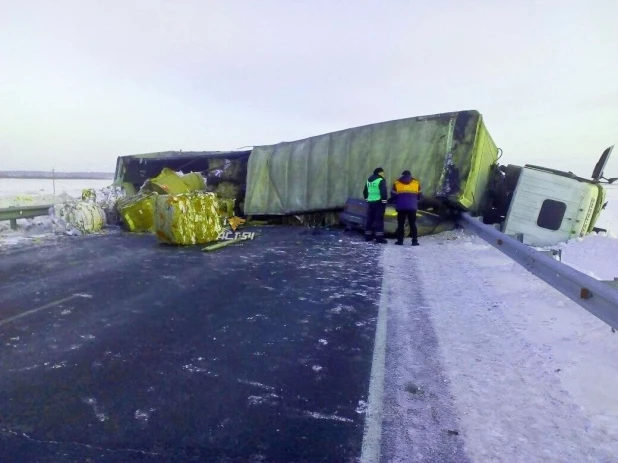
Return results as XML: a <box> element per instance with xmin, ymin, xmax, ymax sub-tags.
<box><xmin>363</xmin><ymin>167</ymin><xmax>388</xmax><ymax>243</ymax></box>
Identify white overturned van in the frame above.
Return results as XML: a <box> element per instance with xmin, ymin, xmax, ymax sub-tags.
<box><xmin>484</xmin><ymin>146</ymin><xmax>614</xmax><ymax>247</ymax></box>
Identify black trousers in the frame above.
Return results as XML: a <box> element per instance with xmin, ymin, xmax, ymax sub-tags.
<box><xmin>396</xmin><ymin>209</ymin><xmax>417</xmax><ymax>242</ymax></box>
<box><xmin>365</xmin><ymin>201</ymin><xmax>385</xmax><ymax>237</ymax></box>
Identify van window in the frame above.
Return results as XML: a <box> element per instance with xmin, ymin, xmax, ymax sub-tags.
<box><xmin>537</xmin><ymin>200</ymin><xmax>566</xmax><ymax>231</ymax></box>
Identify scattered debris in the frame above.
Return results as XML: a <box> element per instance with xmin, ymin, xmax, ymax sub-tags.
<box><xmin>202</xmin><ymin>237</ymin><xmax>245</xmax><ymax>252</ymax></box>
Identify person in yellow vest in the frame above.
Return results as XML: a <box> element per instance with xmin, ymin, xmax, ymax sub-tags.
<box><xmin>390</xmin><ymin>170</ymin><xmax>422</xmax><ymax>246</ymax></box>
<box><xmin>362</xmin><ymin>167</ymin><xmax>388</xmax><ymax>243</ymax></box>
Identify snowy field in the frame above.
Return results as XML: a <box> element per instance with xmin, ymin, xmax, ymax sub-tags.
<box><xmin>0</xmin><ymin>179</ymin><xmax>112</xmax><ymax>246</ymax></box>
<box><xmin>0</xmin><ymin>178</ymin><xmax>112</xmax><ymax>206</ymax></box>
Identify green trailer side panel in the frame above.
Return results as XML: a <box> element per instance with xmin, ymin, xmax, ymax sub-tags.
<box><xmin>244</xmin><ymin>110</ymin><xmax>498</xmax><ymax>215</ymax></box>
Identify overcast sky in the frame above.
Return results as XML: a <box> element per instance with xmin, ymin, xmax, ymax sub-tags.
<box><xmin>1</xmin><ymin>0</ymin><xmax>617</xmax><ymax>177</ymax></box>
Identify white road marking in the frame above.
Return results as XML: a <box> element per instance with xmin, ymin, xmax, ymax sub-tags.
<box><xmin>0</xmin><ymin>294</ymin><xmax>92</xmax><ymax>327</ymax></box>
<box><xmin>360</xmin><ymin>269</ymin><xmax>389</xmax><ymax>463</ymax></box>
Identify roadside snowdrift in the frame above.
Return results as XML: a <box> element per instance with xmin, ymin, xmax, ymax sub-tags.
<box><xmin>383</xmin><ymin>231</ymin><xmax>618</xmax><ymax>461</ymax></box>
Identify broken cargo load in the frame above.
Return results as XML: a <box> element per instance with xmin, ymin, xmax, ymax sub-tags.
<box><xmin>113</xmin><ymin>150</ymin><xmax>250</xmax><ymax>215</ymax></box>
<box><xmin>115</xmin><ymin>168</ymin><xmax>212</xmax><ymax>233</ymax></box>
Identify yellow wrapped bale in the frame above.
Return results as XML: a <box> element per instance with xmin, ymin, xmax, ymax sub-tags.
<box><xmin>50</xmin><ymin>201</ymin><xmax>106</xmax><ymax>235</ymax></box>
<box><xmin>117</xmin><ymin>192</ymin><xmax>157</xmax><ymax>232</ymax></box>
<box><xmin>180</xmin><ymin>172</ymin><xmax>205</xmax><ymax>191</ymax></box>
<box><xmin>155</xmin><ymin>192</ymin><xmax>223</xmax><ymax>245</ymax></box>
<box><xmin>141</xmin><ymin>168</ymin><xmax>191</xmax><ymax>195</ymax></box>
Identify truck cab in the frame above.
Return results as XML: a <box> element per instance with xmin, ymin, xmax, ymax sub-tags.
<box><xmin>483</xmin><ymin>146</ymin><xmax>614</xmax><ymax>246</ymax></box>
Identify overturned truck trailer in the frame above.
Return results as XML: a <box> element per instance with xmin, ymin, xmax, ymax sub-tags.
<box><xmin>112</xmin><ymin>110</ymin><xmax>500</xmax><ymax>235</ymax></box>
<box><xmin>244</xmin><ymin>110</ymin><xmax>499</xmax><ymax>233</ymax></box>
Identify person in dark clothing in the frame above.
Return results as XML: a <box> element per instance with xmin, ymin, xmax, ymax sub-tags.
<box><xmin>363</xmin><ymin>167</ymin><xmax>388</xmax><ymax>243</ymax></box>
<box><xmin>390</xmin><ymin>170</ymin><xmax>422</xmax><ymax>246</ymax></box>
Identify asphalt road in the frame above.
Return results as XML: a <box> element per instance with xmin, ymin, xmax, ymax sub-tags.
<box><xmin>0</xmin><ymin>227</ymin><xmax>383</xmax><ymax>462</ymax></box>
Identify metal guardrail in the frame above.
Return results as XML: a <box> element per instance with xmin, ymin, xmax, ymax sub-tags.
<box><xmin>0</xmin><ymin>204</ymin><xmax>53</xmax><ymax>230</ymax></box>
<box><xmin>459</xmin><ymin>213</ymin><xmax>618</xmax><ymax>329</ymax></box>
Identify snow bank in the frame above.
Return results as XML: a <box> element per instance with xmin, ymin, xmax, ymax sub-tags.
<box><xmin>551</xmin><ymin>234</ymin><xmax>618</xmax><ymax>280</ymax></box>
<box><xmin>0</xmin><ymin>194</ymin><xmax>65</xmax><ymax>248</ymax></box>
<box><xmin>0</xmin><ymin>179</ymin><xmax>113</xmax><ymax>249</ymax></box>
<box><xmin>383</xmin><ymin>231</ymin><xmax>618</xmax><ymax>461</ymax></box>
<box><xmin>536</xmin><ymin>187</ymin><xmax>618</xmax><ymax>281</ymax></box>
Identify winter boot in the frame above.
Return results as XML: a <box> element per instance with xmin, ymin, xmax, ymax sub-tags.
<box><xmin>395</xmin><ymin>240</ymin><xmax>403</xmax><ymax>245</ymax></box>
<box><xmin>411</xmin><ymin>239</ymin><xmax>419</xmax><ymax>246</ymax></box>
<box><xmin>365</xmin><ymin>234</ymin><xmax>373</xmax><ymax>242</ymax></box>
<box><xmin>375</xmin><ymin>237</ymin><xmax>388</xmax><ymax>244</ymax></box>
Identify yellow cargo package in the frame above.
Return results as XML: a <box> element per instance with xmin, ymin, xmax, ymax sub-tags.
<box><xmin>51</xmin><ymin>201</ymin><xmax>106</xmax><ymax>235</ymax></box>
<box><xmin>142</xmin><ymin>168</ymin><xmax>191</xmax><ymax>195</ymax></box>
<box><xmin>117</xmin><ymin>192</ymin><xmax>157</xmax><ymax>232</ymax></box>
<box><xmin>180</xmin><ymin>172</ymin><xmax>205</xmax><ymax>191</ymax></box>
<box><xmin>155</xmin><ymin>192</ymin><xmax>223</xmax><ymax>245</ymax></box>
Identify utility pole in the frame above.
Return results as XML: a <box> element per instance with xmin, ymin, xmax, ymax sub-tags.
<box><xmin>52</xmin><ymin>168</ymin><xmax>56</xmax><ymax>195</ymax></box>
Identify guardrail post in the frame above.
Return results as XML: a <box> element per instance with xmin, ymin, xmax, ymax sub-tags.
<box><xmin>10</xmin><ymin>218</ymin><xmax>17</xmax><ymax>230</ymax></box>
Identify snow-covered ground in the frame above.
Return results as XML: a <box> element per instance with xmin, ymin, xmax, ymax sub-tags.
<box><xmin>0</xmin><ymin>179</ymin><xmax>112</xmax><ymax>247</ymax></box>
<box><xmin>383</xmin><ymin>231</ymin><xmax>618</xmax><ymax>461</ymax></box>
<box><xmin>544</xmin><ymin>186</ymin><xmax>618</xmax><ymax>279</ymax></box>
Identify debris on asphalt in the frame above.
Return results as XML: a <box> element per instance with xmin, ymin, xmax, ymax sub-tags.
<box><xmin>201</xmin><ymin>237</ymin><xmax>245</xmax><ymax>252</ymax></box>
